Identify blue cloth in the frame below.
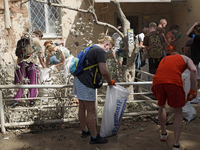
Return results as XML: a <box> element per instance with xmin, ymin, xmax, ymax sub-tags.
<box><xmin>136</xmin><ymin>52</ymin><xmax>141</xmax><ymax>69</ymax></box>
<box><xmin>116</xmin><ymin>49</ymin><xmax>123</xmax><ymax>56</ymax></box>
<box><xmin>49</xmin><ymin>55</ymin><xmax>59</xmax><ymax>65</ymax></box>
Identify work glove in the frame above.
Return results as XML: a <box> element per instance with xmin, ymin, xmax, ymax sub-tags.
<box><xmin>176</xmin><ymin>34</ymin><xmax>181</xmax><ymax>39</ymax></box>
<box><xmin>108</xmin><ymin>79</ymin><xmax>116</xmax><ymax>86</ymax></box>
<box><xmin>141</xmin><ymin>60</ymin><xmax>146</xmax><ymax>67</ymax></box>
<box><xmin>187</xmin><ymin>89</ymin><xmax>197</xmax><ymax>101</ymax></box>
<box><xmin>168</xmin><ymin>46</ymin><xmax>173</xmax><ymax>51</ymax></box>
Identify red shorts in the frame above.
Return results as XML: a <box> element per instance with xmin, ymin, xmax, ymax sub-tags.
<box><xmin>152</xmin><ymin>83</ymin><xmax>185</xmax><ymax>108</ymax></box>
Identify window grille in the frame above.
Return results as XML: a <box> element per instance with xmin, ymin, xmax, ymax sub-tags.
<box><xmin>28</xmin><ymin>0</ymin><xmax>62</xmax><ymax>38</ymax></box>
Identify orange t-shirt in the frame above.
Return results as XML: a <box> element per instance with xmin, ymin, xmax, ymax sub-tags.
<box><xmin>153</xmin><ymin>55</ymin><xmax>186</xmax><ymax>87</ymax></box>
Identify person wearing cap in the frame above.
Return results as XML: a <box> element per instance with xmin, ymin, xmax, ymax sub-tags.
<box><xmin>152</xmin><ymin>51</ymin><xmax>197</xmax><ymax>150</ymax></box>
<box><xmin>142</xmin><ymin>22</ymin><xmax>165</xmax><ymax>74</ymax></box>
<box><xmin>12</xmin><ymin>30</ymin><xmax>46</xmax><ymax>107</ymax></box>
<box><xmin>165</xmin><ymin>24</ymin><xmax>181</xmax><ymax>55</ymax></box>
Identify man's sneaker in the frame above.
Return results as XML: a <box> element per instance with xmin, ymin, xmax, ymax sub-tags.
<box><xmin>30</xmin><ymin>101</ymin><xmax>35</xmax><ymax>106</ymax></box>
<box><xmin>81</xmin><ymin>130</ymin><xmax>91</xmax><ymax>138</ymax></box>
<box><xmin>160</xmin><ymin>133</ymin><xmax>168</xmax><ymax>141</ymax></box>
<box><xmin>89</xmin><ymin>133</ymin><xmax>108</xmax><ymax>144</ymax></box>
<box><xmin>190</xmin><ymin>97</ymin><xmax>199</xmax><ymax>104</ymax></box>
<box><xmin>11</xmin><ymin>101</ymin><xmax>18</xmax><ymax>108</ymax></box>
<box><xmin>172</xmin><ymin>144</ymin><xmax>185</xmax><ymax>150</ymax></box>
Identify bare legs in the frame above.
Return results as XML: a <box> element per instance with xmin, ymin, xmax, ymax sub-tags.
<box><xmin>173</xmin><ymin>107</ymin><xmax>183</xmax><ymax>146</ymax></box>
<box><xmin>159</xmin><ymin>104</ymin><xmax>183</xmax><ymax>146</ymax></box>
<box><xmin>78</xmin><ymin>100</ymin><xmax>97</xmax><ymax>137</ymax></box>
<box><xmin>158</xmin><ymin>104</ymin><xmax>167</xmax><ymax>134</ymax></box>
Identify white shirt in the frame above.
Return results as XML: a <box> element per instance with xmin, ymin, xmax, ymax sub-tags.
<box><xmin>135</xmin><ymin>33</ymin><xmax>145</xmax><ymax>44</ymax></box>
<box><xmin>112</xmin><ymin>32</ymin><xmax>122</xmax><ymax>50</ymax></box>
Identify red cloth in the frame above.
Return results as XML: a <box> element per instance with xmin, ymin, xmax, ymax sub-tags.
<box><xmin>153</xmin><ymin>54</ymin><xmax>186</xmax><ymax>87</ymax></box>
<box><xmin>152</xmin><ymin>83</ymin><xmax>185</xmax><ymax>108</ymax></box>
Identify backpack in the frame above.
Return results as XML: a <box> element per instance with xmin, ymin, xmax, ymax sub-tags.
<box><xmin>69</xmin><ymin>45</ymin><xmax>103</xmax><ymax>88</ymax></box>
<box><xmin>15</xmin><ymin>35</ymin><xmax>31</xmax><ymax>58</ymax></box>
<box><xmin>146</xmin><ymin>32</ymin><xmax>163</xmax><ymax>59</ymax></box>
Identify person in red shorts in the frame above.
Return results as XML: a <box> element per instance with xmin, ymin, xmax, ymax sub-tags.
<box><xmin>152</xmin><ymin>52</ymin><xmax>197</xmax><ymax>150</ymax></box>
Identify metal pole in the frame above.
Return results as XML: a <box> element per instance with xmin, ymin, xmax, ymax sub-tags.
<box><xmin>0</xmin><ymin>90</ymin><xmax>6</xmax><ymax>134</ymax></box>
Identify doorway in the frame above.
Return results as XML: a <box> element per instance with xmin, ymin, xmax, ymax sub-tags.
<box><xmin>117</xmin><ymin>15</ymin><xmax>139</xmax><ymax>35</ymax></box>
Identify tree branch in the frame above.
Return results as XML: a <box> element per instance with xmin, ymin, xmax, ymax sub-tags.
<box><xmin>110</xmin><ymin>0</ymin><xmax>130</xmax><ymax>36</ymax></box>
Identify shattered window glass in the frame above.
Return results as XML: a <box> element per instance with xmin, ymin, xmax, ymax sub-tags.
<box><xmin>28</xmin><ymin>0</ymin><xmax>62</xmax><ymax>38</ymax></box>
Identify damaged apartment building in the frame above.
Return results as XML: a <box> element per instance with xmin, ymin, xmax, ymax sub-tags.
<box><xmin>0</xmin><ymin>0</ymin><xmax>199</xmax><ymax>64</ymax></box>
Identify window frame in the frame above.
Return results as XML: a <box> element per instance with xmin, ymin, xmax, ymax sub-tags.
<box><xmin>28</xmin><ymin>0</ymin><xmax>63</xmax><ymax>39</ymax></box>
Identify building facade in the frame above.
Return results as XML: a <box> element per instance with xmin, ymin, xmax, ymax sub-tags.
<box><xmin>0</xmin><ymin>0</ymin><xmax>199</xmax><ymax>64</ymax></box>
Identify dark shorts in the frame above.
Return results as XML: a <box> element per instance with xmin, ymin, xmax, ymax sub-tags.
<box><xmin>152</xmin><ymin>83</ymin><xmax>186</xmax><ymax>108</ymax></box>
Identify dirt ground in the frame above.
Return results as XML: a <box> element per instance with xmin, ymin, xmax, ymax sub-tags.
<box><xmin>0</xmin><ymin>104</ymin><xmax>200</xmax><ymax>150</ymax></box>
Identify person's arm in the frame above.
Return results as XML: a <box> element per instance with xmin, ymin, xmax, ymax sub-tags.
<box><xmin>55</xmin><ymin>41</ymin><xmax>65</xmax><ymax>47</ymax></box>
<box><xmin>139</xmin><ymin>41</ymin><xmax>145</xmax><ymax>48</ymax></box>
<box><xmin>183</xmin><ymin>46</ymin><xmax>190</xmax><ymax>55</ymax></box>
<box><xmin>167</xmin><ymin>36</ymin><xmax>177</xmax><ymax>44</ymax></box>
<box><xmin>98</xmin><ymin>62</ymin><xmax>112</xmax><ymax>83</ymax></box>
<box><xmin>187</xmin><ymin>58</ymin><xmax>197</xmax><ymax>90</ymax></box>
<box><xmin>139</xmin><ymin>34</ymin><xmax>145</xmax><ymax>48</ymax></box>
<box><xmin>162</xmin><ymin>33</ymin><xmax>171</xmax><ymax>47</ymax></box>
<box><xmin>182</xmin><ymin>55</ymin><xmax>197</xmax><ymax>89</ymax></box>
<box><xmin>38</xmin><ymin>52</ymin><xmax>46</xmax><ymax>68</ymax></box>
<box><xmin>186</xmin><ymin>22</ymin><xmax>199</xmax><ymax>36</ymax></box>
<box><xmin>45</xmin><ymin>53</ymin><xmax>51</xmax><ymax>67</ymax></box>
<box><xmin>182</xmin><ymin>55</ymin><xmax>197</xmax><ymax>101</ymax></box>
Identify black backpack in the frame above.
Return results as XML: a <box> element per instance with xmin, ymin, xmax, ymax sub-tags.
<box><xmin>15</xmin><ymin>36</ymin><xmax>31</xmax><ymax>58</ymax></box>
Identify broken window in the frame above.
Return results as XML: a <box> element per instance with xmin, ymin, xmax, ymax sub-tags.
<box><xmin>28</xmin><ymin>0</ymin><xmax>62</xmax><ymax>38</ymax></box>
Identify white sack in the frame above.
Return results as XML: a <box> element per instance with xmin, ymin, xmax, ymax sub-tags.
<box><xmin>182</xmin><ymin>101</ymin><xmax>196</xmax><ymax>122</ymax></box>
<box><xmin>100</xmin><ymin>85</ymin><xmax>130</xmax><ymax>138</ymax></box>
<box><xmin>38</xmin><ymin>66</ymin><xmax>54</xmax><ymax>97</ymax></box>
<box><xmin>182</xmin><ymin>69</ymin><xmax>197</xmax><ymax>122</ymax></box>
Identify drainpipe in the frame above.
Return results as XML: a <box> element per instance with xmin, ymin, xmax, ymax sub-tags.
<box><xmin>4</xmin><ymin>0</ymin><xmax>12</xmax><ymax>63</ymax></box>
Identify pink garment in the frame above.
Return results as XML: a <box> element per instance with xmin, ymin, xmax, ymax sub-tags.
<box><xmin>14</xmin><ymin>61</ymin><xmax>39</xmax><ymax>101</ymax></box>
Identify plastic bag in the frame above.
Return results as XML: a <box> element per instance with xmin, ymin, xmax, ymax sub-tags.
<box><xmin>38</xmin><ymin>66</ymin><xmax>54</xmax><ymax>97</ymax></box>
<box><xmin>182</xmin><ymin>101</ymin><xmax>196</xmax><ymax>122</ymax></box>
<box><xmin>100</xmin><ymin>85</ymin><xmax>130</xmax><ymax>138</ymax></box>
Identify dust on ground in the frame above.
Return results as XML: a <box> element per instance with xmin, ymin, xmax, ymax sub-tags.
<box><xmin>0</xmin><ymin>105</ymin><xmax>200</xmax><ymax>150</ymax></box>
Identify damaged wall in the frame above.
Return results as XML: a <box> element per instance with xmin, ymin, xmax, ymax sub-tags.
<box><xmin>94</xmin><ymin>0</ymin><xmax>200</xmax><ymax>53</ymax></box>
<box><xmin>171</xmin><ymin>0</ymin><xmax>200</xmax><ymax>53</ymax></box>
<box><xmin>1</xmin><ymin>0</ymin><xmax>200</xmax><ymax>64</ymax></box>
<box><xmin>0</xmin><ymin>0</ymin><xmax>101</xmax><ymax>63</ymax></box>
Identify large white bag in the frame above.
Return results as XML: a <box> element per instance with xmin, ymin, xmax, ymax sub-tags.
<box><xmin>182</xmin><ymin>101</ymin><xmax>197</xmax><ymax>122</ymax></box>
<box><xmin>182</xmin><ymin>69</ymin><xmax>197</xmax><ymax>122</ymax></box>
<box><xmin>100</xmin><ymin>85</ymin><xmax>130</xmax><ymax>138</ymax></box>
